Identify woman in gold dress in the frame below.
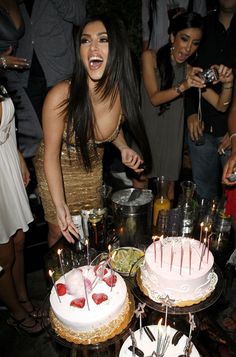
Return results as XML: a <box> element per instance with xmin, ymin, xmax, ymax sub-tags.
<box><xmin>35</xmin><ymin>14</ymin><xmax>151</xmax><ymax>247</ymax></box>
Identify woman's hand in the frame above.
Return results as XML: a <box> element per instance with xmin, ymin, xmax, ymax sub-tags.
<box><xmin>218</xmin><ymin>133</ymin><xmax>231</xmax><ymax>155</ymax></box>
<box><xmin>184</xmin><ymin>66</ymin><xmax>206</xmax><ymax>90</ymax></box>
<box><xmin>0</xmin><ymin>46</ymin><xmax>30</xmax><ymax>69</ymax></box>
<box><xmin>56</xmin><ymin>203</ymin><xmax>79</xmax><ymax>243</ymax></box>
<box><xmin>212</xmin><ymin>64</ymin><xmax>234</xmax><ymax>85</ymax></box>
<box><xmin>120</xmin><ymin>146</ymin><xmax>144</xmax><ymax>173</ymax></box>
<box><xmin>222</xmin><ymin>152</ymin><xmax>236</xmax><ymax>186</ymax></box>
<box><xmin>18</xmin><ymin>151</ymin><xmax>30</xmax><ymax>187</ymax></box>
<box><xmin>187</xmin><ymin>114</ymin><xmax>204</xmax><ymax>141</ymax></box>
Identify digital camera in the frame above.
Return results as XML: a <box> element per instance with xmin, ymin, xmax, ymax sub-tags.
<box><xmin>199</xmin><ymin>68</ymin><xmax>219</xmax><ymax>84</ymax></box>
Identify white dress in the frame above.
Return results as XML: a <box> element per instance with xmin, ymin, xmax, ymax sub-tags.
<box><xmin>0</xmin><ymin>92</ymin><xmax>33</xmax><ymax>244</ymax></box>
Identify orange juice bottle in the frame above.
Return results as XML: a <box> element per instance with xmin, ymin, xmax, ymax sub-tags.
<box><xmin>153</xmin><ymin>176</ymin><xmax>170</xmax><ymax>226</ymax></box>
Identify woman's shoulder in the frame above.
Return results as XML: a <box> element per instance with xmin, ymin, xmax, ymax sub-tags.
<box><xmin>141</xmin><ymin>49</ymin><xmax>156</xmax><ymax>68</ymax></box>
<box><xmin>45</xmin><ymin>80</ymin><xmax>70</xmax><ymax>107</ymax></box>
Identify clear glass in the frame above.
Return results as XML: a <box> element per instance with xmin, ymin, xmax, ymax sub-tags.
<box><xmin>153</xmin><ymin>176</ymin><xmax>170</xmax><ymax>227</ymax></box>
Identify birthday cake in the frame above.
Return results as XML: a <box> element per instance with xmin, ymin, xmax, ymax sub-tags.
<box><xmin>138</xmin><ymin>237</ymin><xmax>218</xmax><ymax>307</ymax></box>
<box><xmin>50</xmin><ymin>264</ymin><xmax>134</xmax><ymax>344</ymax></box>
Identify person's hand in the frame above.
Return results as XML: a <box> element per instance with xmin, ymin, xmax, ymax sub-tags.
<box><xmin>56</xmin><ymin>203</ymin><xmax>79</xmax><ymax>243</ymax></box>
<box><xmin>187</xmin><ymin>114</ymin><xmax>204</xmax><ymax>141</ymax></box>
<box><xmin>185</xmin><ymin>67</ymin><xmax>206</xmax><ymax>90</ymax></box>
<box><xmin>18</xmin><ymin>151</ymin><xmax>30</xmax><ymax>186</ymax></box>
<box><xmin>222</xmin><ymin>152</ymin><xmax>236</xmax><ymax>186</ymax></box>
<box><xmin>218</xmin><ymin>133</ymin><xmax>231</xmax><ymax>156</ymax></box>
<box><xmin>120</xmin><ymin>146</ymin><xmax>144</xmax><ymax>173</ymax></box>
<box><xmin>0</xmin><ymin>46</ymin><xmax>30</xmax><ymax>70</ymax></box>
<box><xmin>212</xmin><ymin>64</ymin><xmax>234</xmax><ymax>85</ymax></box>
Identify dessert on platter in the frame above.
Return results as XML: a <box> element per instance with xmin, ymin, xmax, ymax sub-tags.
<box><xmin>119</xmin><ymin>325</ymin><xmax>200</xmax><ymax>357</ymax></box>
<box><xmin>138</xmin><ymin>237</ymin><xmax>218</xmax><ymax>307</ymax></box>
<box><xmin>110</xmin><ymin>247</ymin><xmax>144</xmax><ymax>276</ymax></box>
<box><xmin>50</xmin><ymin>264</ymin><xmax>134</xmax><ymax>344</ymax></box>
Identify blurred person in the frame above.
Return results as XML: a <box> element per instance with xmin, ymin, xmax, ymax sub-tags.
<box><xmin>142</xmin><ymin>0</ymin><xmax>207</xmax><ymax>51</ymax></box>
<box><xmin>0</xmin><ymin>84</ymin><xmax>42</xmax><ymax>334</ymax></box>
<box><xmin>186</xmin><ymin>0</ymin><xmax>236</xmax><ymax>200</ymax></box>
<box><xmin>34</xmin><ymin>14</ymin><xmax>152</xmax><ymax>247</ymax></box>
<box><xmin>140</xmin><ymin>12</ymin><xmax>232</xmax><ymax>200</ymax></box>
<box><xmin>4</xmin><ymin>0</ymin><xmax>86</xmax><ymax>158</ymax></box>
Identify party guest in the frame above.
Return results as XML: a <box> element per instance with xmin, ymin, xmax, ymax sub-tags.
<box><xmin>34</xmin><ymin>15</ymin><xmax>151</xmax><ymax>246</ymax></box>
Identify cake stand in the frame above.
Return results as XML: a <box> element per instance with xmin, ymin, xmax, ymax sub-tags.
<box><xmin>41</xmin><ymin>293</ymin><xmax>137</xmax><ymax>357</ymax></box>
<box><xmin>128</xmin><ymin>263</ymin><xmax>224</xmax><ymax>315</ymax></box>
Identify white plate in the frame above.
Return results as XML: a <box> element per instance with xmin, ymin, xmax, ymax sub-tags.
<box><xmin>119</xmin><ymin>325</ymin><xmax>200</xmax><ymax>357</ymax></box>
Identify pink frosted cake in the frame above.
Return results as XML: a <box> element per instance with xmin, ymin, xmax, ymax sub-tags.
<box><xmin>138</xmin><ymin>237</ymin><xmax>218</xmax><ymax>307</ymax></box>
<box><xmin>50</xmin><ymin>265</ymin><xmax>134</xmax><ymax>344</ymax></box>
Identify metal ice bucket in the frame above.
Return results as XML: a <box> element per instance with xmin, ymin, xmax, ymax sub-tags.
<box><xmin>111</xmin><ymin>188</ymin><xmax>153</xmax><ymax>247</ymax></box>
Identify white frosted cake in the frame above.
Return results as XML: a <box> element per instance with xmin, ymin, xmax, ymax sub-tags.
<box><xmin>50</xmin><ymin>264</ymin><xmax>134</xmax><ymax>344</ymax></box>
<box><xmin>138</xmin><ymin>237</ymin><xmax>218</xmax><ymax>307</ymax></box>
<box><xmin>119</xmin><ymin>325</ymin><xmax>200</xmax><ymax>357</ymax></box>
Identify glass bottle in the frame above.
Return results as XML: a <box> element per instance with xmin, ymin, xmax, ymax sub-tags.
<box><xmin>153</xmin><ymin>176</ymin><xmax>170</xmax><ymax>227</ymax></box>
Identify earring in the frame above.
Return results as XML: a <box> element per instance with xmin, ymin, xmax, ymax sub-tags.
<box><xmin>170</xmin><ymin>45</ymin><xmax>175</xmax><ymax>51</ymax></box>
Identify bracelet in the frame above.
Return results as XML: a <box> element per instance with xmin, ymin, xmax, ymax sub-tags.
<box><xmin>230</xmin><ymin>133</ymin><xmax>236</xmax><ymax>143</ymax></box>
<box><xmin>0</xmin><ymin>56</ymin><xmax>7</xmax><ymax>69</ymax></box>
<box><xmin>223</xmin><ymin>85</ymin><xmax>233</xmax><ymax>90</ymax></box>
<box><xmin>175</xmin><ymin>81</ymin><xmax>184</xmax><ymax>95</ymax></box>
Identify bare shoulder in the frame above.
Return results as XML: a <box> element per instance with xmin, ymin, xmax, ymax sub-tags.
<box><xmin>141</xmin><ymin>49</ymin><xmax>156</xmax><ymax>67</ymax></box>
<box><xmin>142</xmin><ymin>49</ymin><xmax>156</xmax><ymax>61</ymax></box>
<box><xmin>44</xmin><ymin>81</ymin><xmax>70</xmax><ymax>110</ymax></box>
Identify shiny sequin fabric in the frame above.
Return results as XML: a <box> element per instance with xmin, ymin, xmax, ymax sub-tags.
<box><xmin>34</xmin><ymin>140</ymin><xmax>103</xmax><ymax>224</ymax></box>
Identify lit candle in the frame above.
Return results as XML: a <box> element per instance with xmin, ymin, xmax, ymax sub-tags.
<box><xmin>108</xmin><ymin>244</ymin><xmax>111</xmax><ymax>257</ymax></box>
<box><xmin>85</xmin><ymin>239</ymin><xmax>90</xmax><ymax>265</ymax></box>
<box><xmin>170</xmin><ymin>241</ymin><xmax>175</xmax><ymax>272</ymax></box>
<box><xmin>207</xmin><ymin>233</ymin><xmax>212</xmax><ymax>263</ymax></box>
<box><xmin>199</xmin><ymin>222</ymin><xmax>204</xmax><ymax>247</ymax></box>
<box><xmin>160</xmin><ymin>235</ymin><xmax>163</xmax><ymax>268</ymax></box>
<box><xmin>57</xmin><ymin>249</ymin><xmax>66</xmax><ymax>282</ymax></box>
<box><xmin>189</xmin><ymin>239</ymin><xmax>192</xmax><ymax>275</ymax></box>
<box><xmin>204</xmin><ymin>226</ymin><xmax>208</xmax><ymax>241</ymax></box>
<box><xmin>199</xmin><ymin>238</ymin><xmax>207</xmax><ymax>270</ymax></box>
<box><xmin>152</xmin><ymin>235</ymin><xmax>157</xmax><ymax>263</ymax></box>
<box><xmin>49</xmin><ymin>269</ymin><xmax>61</xmax><ymax>303</ymax></box>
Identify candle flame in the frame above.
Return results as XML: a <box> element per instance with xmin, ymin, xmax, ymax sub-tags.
<box><xmin>204</xmin><ymin>226</ymin><xmax>208</xmax><ymax>233</ymax></box>
<box><xmin>48</xmin><ymin>269</ymin><xmax>54</xmax><ymax>277</ymax></box>
<box><xmin>200</xmin><ymin>222</ymin><xmax>204</xmax><ymax>227</ymax></box>
<box><xmin>57</xmin><ymin>248</ymin><xmax>62</xmax><ymax>256</ymax></box>
<box><xmin>108</xmin><ymin>244</ymin><xmax>111</xmax><ymax>252</ymax></box>
<box><xmin>204</xmin><ymin>237</ymin><xmax>207</xmax><ymax>244</ymax></box>
<box><xmin>85</xmin><ymin>239</ymin><xmax>89</xmax><ymax>245</ymax></box>
<box><xmin>158</xmin><ymin>318</ymin><xmax>163</xmax><ymax>327</ymax></box>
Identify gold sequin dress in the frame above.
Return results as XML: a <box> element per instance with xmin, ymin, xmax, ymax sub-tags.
<box><xmin>34</xmin><ymin>118</ymin><xmax>122</xmax><ymax>224</ymax></box>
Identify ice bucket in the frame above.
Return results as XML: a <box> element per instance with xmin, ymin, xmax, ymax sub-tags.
<box><xmin>111</xmin><ymin>188</ymin><xmax>153</xmax><ymax>247</ymax></box>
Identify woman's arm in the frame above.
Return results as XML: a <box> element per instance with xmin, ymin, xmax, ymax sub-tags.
<box><xmin>142</xmin><ymin>50</ymin><xmax>205</xmax><ymax>106</ymax></box>
<box><xmin>18</xmin><ymin>150</ymin><xmax>30</xmax><ymax>186</ymax></box>
<box><xmin>43</xmin><ymin>81</ymin><xmax>79</xmax><ymax>243</ymax></box>
<box><xmin>223</xmin><ymin>81</ymin><xmax>236</xmax><ymax>184</ymax></box>
<box><xmin>202</xmin><ymin>64</ymin><xmax>234</xmax><ymax>112</ymax></box>
<box><xmin>112</xmin><ymin>129</ymin><xmax>144</xmax><ymax>174</ymax></box>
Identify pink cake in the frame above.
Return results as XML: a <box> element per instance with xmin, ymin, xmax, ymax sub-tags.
<box><xmin>138</xmin><ymin>237</ymin><xmax>218</xmax><ymax>306</ymax></box>
<box><xmin>50</xmin><ymin>265</ymin><xmax>134</xmax><ymax>344</ymax></box>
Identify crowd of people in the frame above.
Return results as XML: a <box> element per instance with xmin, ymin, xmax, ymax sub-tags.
<box><xmin>0</xmin><ymin>0</ymin><xmax>235</xmax><ymax>350</ymax></box>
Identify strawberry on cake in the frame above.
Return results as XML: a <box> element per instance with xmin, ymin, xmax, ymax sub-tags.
<box><xmin>50</xmin><ymin>264</ymin><xmax>134</xmax><ymax>344</ymax></box>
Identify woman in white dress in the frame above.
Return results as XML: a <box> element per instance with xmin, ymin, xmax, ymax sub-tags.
<box><xmin>0</xmin><ymin>85</ymin><xmax>42</xmax><ymax>333</ymax></box>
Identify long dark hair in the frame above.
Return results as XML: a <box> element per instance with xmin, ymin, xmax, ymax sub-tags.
<box><xmin>157</xmin><ymin>12</ymin><xmax>203</xmax><ymax>91</ymax></box>
<box><xmin>65</xmin><ymin>14</ymin><xmax>151</xmax><ymax>172</ymax></box>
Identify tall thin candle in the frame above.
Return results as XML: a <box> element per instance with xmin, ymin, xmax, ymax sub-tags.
<box><xmin>160</xmin><ymin>235</ymin><xmax>163</xmax><ymax>268</ymax></box>
<box><xmin>170</xmin><ymin>241</ymin><xmax>175</xmax><ymax>272</ymax></box>
<box><xmin>85</xmin><ymin>239</ymin><xmax>90</xmax><ymax>265</ymax></box>
<box><xmin>199</xmin><ymin>238</ymin><xmax>207</xmax><ymax>270</ymax></box>
<box><xmin>152</xmin><ymin>235</ymin><xmax>157</xmax><ymax>263</ymax></box>
<box><xmin>57</xmin><ymin>249</ymin><xmax>66</xmax><ymax>282</ymax></box>
<box><xmin>189</xmin><ymin>239</ymin><xmax>192</xmax><ymax>275</ymax></box>
<box><xmin>199</xmin><ymin>222</ymin><xmax>204</xmax><ymax>247</ymax></box>
<box><xmin>179</xmin><ymin>239</ymin><xmax>184</xmax><ymax>275</ymax></box>
<box><xmin>49</xmin><ymin>269</ymin><xmax>61</xmax><ymax>303</ymax></box>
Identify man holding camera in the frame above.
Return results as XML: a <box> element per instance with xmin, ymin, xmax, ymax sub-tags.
<box><xmin>186</xmin><ymin>0</ymin><xmax>236</xmax><ymax>200</ymax></box>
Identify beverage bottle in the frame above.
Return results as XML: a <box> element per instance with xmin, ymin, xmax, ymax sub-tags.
<box><xmin>153</xmin><ymin>176</ymin><xmax>170</xmax><ymax>227</ymax></box>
